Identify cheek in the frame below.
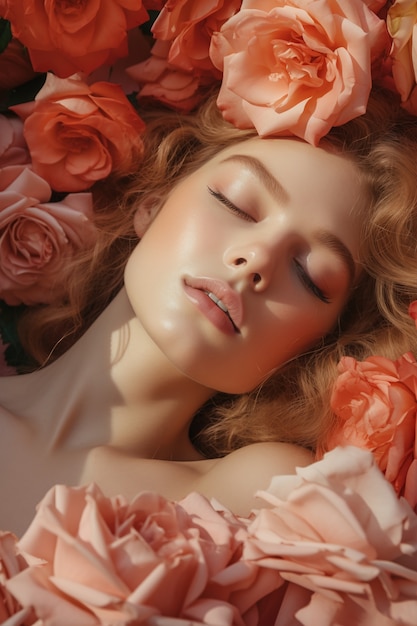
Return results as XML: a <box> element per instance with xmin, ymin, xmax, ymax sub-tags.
<box><xmin>255</xmin><ymin>304</ymin><xmax>337</xmax><ymax>369</ymax></box>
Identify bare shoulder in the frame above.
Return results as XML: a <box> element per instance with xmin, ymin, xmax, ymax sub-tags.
<box><xmin>81</xmin><ymin>441</ymin><xmax>314</xmax><ymax>518</ymax></box>
<box><xmin>198</xmin><ymin>441</ymin><xmax>314</xmax><ymax>517</ymax></box>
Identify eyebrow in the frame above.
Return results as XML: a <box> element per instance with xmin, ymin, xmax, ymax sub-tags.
<box><xmin>220</xmin><ymin>153</ymin><xmax>357</xmax><ymax>285</ymax></box>
<box><xmin>315</xmin><ymin>230</ymin><xmax>357</xmax><ymax>285</ymax></box>
<box><xmin>221</xmin><ymin>154</ymin><xmax>290</xmax><ymax>204</ymax></box>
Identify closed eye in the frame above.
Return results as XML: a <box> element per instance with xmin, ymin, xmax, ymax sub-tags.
<box><xmin>294</xmin><ymin>259</ymin><xmax>330</xmax><ymax>304</ymax></box>
<box><xmin>207</xmin><ymin>187</ymin><xmax>255</xmax><ymax>222</ymax></box>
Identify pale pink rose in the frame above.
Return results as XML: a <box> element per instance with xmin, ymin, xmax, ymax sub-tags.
<box><xmin>210</xmin><ymin>0</ymin><xmax>389</xmax><ymax>144</ymax></box>
<box><xmin>244</xmin><ymin>446</ymin><xmax>417</xmax><ymax>625</ymax></box>
<box><xmin>1</xmin><ymin>0</ymin><xmax>149</xmax><ymax>77</ymax></box>
<box><xmin>387</xmin><ymin>0</ymin><xmax>417</xmax><ymax>114</ymax></box>
<box><xmin>0</xmin><ymin>115</ymin><xmax>30</xmax><ymax>169</ymax></box>
<box><xmin>0</xmin><ymin>167</ymin><xmax>97</xmax><ymax>305</ymax></box>
<box><xmin>324</xmin><ymin>354</ymin><xmax>417</xmax><ymax>510</ymax></box>
<box><xmin>128</xmin><ymin>40</ymin><xmax>214</xmax><ymax>112</ymax></box>
<box><xmin>0</xmin><ymin>532</ymin><xmax>36</xmax><ymax>625</ymax></box>
<box><xmin>6</xmin><ymin>484</ymin><xmax>259</xmax><ymax>625</ymax></box>
<box><xmin>11</xmin><ymin>73</ymin><xmax>146</xmax><ymax>192</ymax></box>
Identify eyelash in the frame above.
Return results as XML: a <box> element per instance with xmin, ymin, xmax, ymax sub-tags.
<box><xmin>208</xmin><ymin>186</ymin><xmax>330</xmax><ymax>304</ymax></box>
<box><xmin>207</xmin><ymin>187</ymin><xmax>254</xmax><ymax>222</ymax></box>
<box><xmin>294</xmin><ymin>260</ymin><xmax>330</xmax><ymax>304</ymax></box>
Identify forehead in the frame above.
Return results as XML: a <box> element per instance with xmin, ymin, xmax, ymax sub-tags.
<box><xmin>201</xmin><ymin>136</ymin><xmax>365</xmax><ymax>215</ymax></box>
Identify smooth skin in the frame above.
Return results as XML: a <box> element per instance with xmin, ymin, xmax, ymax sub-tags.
<box><xmin>0</xmin><ymin>136</ymin><xmax>367</xmax><ymax>534</ymax></box>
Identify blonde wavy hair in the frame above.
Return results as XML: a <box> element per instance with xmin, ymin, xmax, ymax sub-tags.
<box><xmin>18</xmin><ymin>88</ymin><xmax>417</xmax><ymax>456</ymax></box>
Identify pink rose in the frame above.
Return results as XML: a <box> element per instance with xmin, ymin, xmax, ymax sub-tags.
<box><xmin>210</xmin><ymin>0</ymin><xmax>389</xmax><ymax>144</ymax></box>
<box><xmin>325</xmin><ymin>353</ymin><xmax>417</xmax><ymax>510</ymax></box>
<box><xmin>387</xmin><ymin>0</ymin><xmax>417</xmax><ymax>115</ymax></box>
<box><xmin>6</xmin><ymin>484</ymin><xmax>255</xmax><ymax>625</ymax></box>
<box><xmin>0</xmin><ymin>115</ymin><xmax>30</xmax><ymax>169</ymax></box>
<box><xmin>0</xmin><ymin>532</ymin><xmax>35</xmax><ymax>625</ymax></box>
<box><xmin>1</xmin><ymin>0</ymin><xmax>149</xmax><ymax>77</ymax></box>
<box><xmin>11</xmin><ymin>73</ymin><xmax>146</xmax><ymax>192</ymax></box>
<box><xmin>128</xmin><ymin>40</ymin><xmax>214</xmax><ymax>112</ymax></box>
<box><xmin>0</xmin><ymin>167</ymin><xmax>97</xmax><ymax>305</ymax></box>
<box><xmin>244</xmin><ymin>446</ymin><xmax>417</xmax><ymax>625</ymax></box>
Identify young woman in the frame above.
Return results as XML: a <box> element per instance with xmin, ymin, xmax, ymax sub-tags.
<box><xmin>1</xmin><ymin>88</ymin><xmax>417</xmax><ymax>535</ymax></box>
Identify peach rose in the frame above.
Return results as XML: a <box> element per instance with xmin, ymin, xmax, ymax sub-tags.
<box><xmin>1</xmin><ymin>0</ymin><xmax>149</xmax><ymax>77</ymax></box>
<box><xmin>387</xmin><ymin>0</ymin><xmax>417</xmax><ymax>115</ymax></box>
<box><xmin>0</xmin><ymin>167</ymin><xmax>96</xmax><ymax>305</ymax></box>
<box><xmin>11</xmin><ymin>73</ymin><xmax>145</xmax><ymax>192</ymax></box>
<box><xmin>6</xmin><ymin>484</ymin><xmax>258</xmax><ymax>625</ymax></box>
<box><xmin>0</xmin><ymin>114</ymin><xmax>30</xmax><ymax>169</ymax></box>
<box><xmin>152</xmin><ymin>0</ymin><xmax>241</xmax><ymax>76</ymax></box>
<box><xmin>0</xmin><ymin>532</ymin><xmax>36</xmax><ymax>625</ymax></box>
<box><xmin>210</xmin><ymin>0</ymin><xmax>389</xmax><ymax>144</ymax></box>
<box><xmin>325</xmin><ymin>353</ymin><xmax>417</xmax><ymax>508</ymax></box>
<box><xmin>128</xmin><ymin>40</ymin><xmax>214</xmax><ymax>112</ymax></box>
<box><xmin>129</xmin><ymin>0</ymin><xmax>241</xmax><ymax>112</ymax></box>
<box><xmin>244</xmin><ymin>446</ymin><xmax>417</xmax><ymax>625</ymax></box>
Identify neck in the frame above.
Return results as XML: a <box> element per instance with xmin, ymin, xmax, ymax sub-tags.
<box><xmin>0</xmin><ymin>289</ymin><xmax>214</xmax><ymax>460</ymax></box>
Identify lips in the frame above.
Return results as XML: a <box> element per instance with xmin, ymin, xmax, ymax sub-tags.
<box><xmin>183</xmin><ymin>276</ymin><xmax>243</xmax><ymax>334</ymax></box>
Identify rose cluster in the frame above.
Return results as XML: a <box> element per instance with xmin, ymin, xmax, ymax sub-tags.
<box><xmin>0</xmin><ymin>0</ymin><xmax>416</xmax><ymax>308</ymax></box>
<box><xmin>1</xmin><ymin>447</ymin><xmax>417</xmax><ymax>625</ymax></box>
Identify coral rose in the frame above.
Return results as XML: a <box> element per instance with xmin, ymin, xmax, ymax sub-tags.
<box><xmin>388</xmin><ymin>0</ymin><xmax>417</xmax><ymax>115</ymax></box>
<box><xmin>210</xmin><ymin>0</ymin><xmax>388</xmax><ymax>144</ymax></box>
<box><xmin>5</xmin><ymin>484</ymin><xmax>262</xmax><ymax>625</ymax></box>
<box><xmin>0</xmin><ymin>38</ymin><xmax>38</xmax><ymax>93</ymax></box>
<box><xmin>325</xmin><ymin>354</ymin><xmax>417</xmax><ymax>510</ymax></box>
<box><xmin>129</xmin><ymin>0</ymin><xmax>241</xmax><ymax>112</ymax></box>
<box><xmin>0</xmin><ymin>114</ymin><xmax>30</xmax><ymax>169</ymax></box>
<box><xmin>0</xmin><ymin>167</ymin><xmax>96</xmax><ymax>305</ymax></box>
<box><xmin>1</xmin><ymin>0</ymin><xmax>149</xmax><ymax>77</ymax></box>
<box><xmin>244</xmin><ymin>446</ymin><xmax>417</xmax><ymax>625</ymax></box>
<box><xmin>152</xmin><ymin>0</ymin><xmax>241</xmax><ymax>76</ymax></box>
<box><xmin>11</xmin><ymin>73</ymin><xmax>145</xmax><ymax>192</ymax></box>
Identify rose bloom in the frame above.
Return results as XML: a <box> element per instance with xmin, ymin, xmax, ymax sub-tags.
<box><xmin>0</xmin><ymin>532</ymin><xmax>36</xmax><ymax>626</ymax></box>
<box><xmin>244</xmin><ymin>446</ymin><xmax>417</xmax><ymax>625</ymax></box>
<box><xmin>151</xmin><ymin>0</ymin><xmax>241</xmax><ymax>76</ymax></box>
<box><xmin>5</xmin><ymin>484</ymin><xmax>263</xmax><ymax>625</ymax></box>
<box><xmin>11</xmin><ymin>73</ymin><xmax>146</xmax><ymax>192</ymax></box>
<box><xmin>0</xmin><ymin>114</ymin><xmax>30</xmax><ymax>169</ymax></box>
<box><xmin>325</xmin><ymin>353</ymin><xmax>417</xmax><ymax>510</ymax></box>
<box><xmin>0</xmin><ymin>38</ymin><xmax>38</xmax><ymax>92</ymax></box>
<box><xmin>1</xmin><ymin>0</ymin><xmax>149</xmax><ymax>77</ymax></box>
<box><xmin>0</xmin><ymin>167</ymin><xmax>97</xmax><ymax>305</ymax></box>
<box><xmin>128</xmin><ymin>40</ymin><xmax>215</xmax><ymax>113</ymax></box>
<box><xmin>387</xmin><ymin>0</ymin><xmax>417</xmax><ymax>115</ymax></box>
<box><xmin>209</xmin><ymin>0</ymin><xmax>388</xmax><ymax>144</ymax></box>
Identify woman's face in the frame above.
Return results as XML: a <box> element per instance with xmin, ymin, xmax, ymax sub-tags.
<box><xmin>125</xmin><ymin>136</ymin><xmax>365</xmax><ymax>393</ymax></box>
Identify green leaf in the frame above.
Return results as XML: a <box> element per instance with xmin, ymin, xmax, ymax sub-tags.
<box><xmin>0</xmin><ymin>18</ymin><xmax>12</xmax><ymax>54</ymax></box>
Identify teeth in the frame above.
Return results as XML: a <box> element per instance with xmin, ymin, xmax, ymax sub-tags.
<box><xmin>207</xmin><ymin>291</ymin><xmax>228</xmax><ymax>313</ymax></box>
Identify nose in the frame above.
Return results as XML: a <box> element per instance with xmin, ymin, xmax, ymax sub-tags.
<box><xmin>223</xmin><ymin>239</ymin><xmax>278</xmax><ymax>291</ymax></box>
